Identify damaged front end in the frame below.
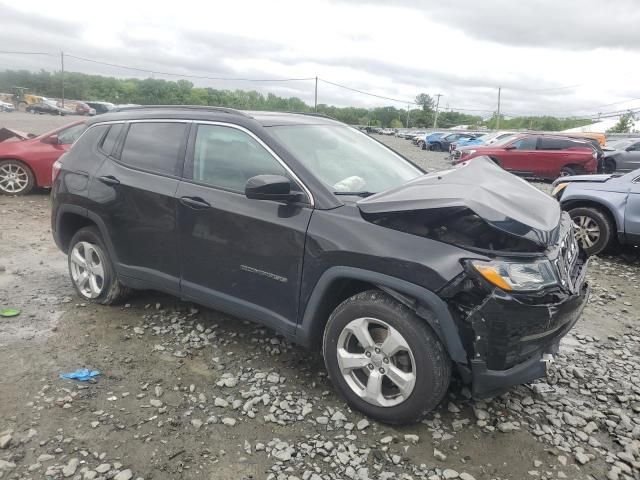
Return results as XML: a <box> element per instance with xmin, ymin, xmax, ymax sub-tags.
<box><xmin>358</xmin><ymin>157</ymin><xmax>590</xmax><ymax>397</ymax></box>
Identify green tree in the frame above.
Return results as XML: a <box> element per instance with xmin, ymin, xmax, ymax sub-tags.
<box><xmin>608</xmin><ymin>111</ymin><xmax>636</xmax><ymax>133</ymax></box>
<box><xmin>415</xmin><ymin>93</ymin><xmax>434</xmax><ymax>111</ymax></box>
<box><xmin>390</xmin><ymin>118</ymin><xmax>403</xmax><ymax>128</ymax></box>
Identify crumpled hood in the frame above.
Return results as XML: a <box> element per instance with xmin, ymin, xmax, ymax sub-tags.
<box><xmin>552</xmin><ymin>173</ymin><xmax>613</xmax><ymax>186</ymax></box>
<box><xmin>357</xmin><ymin>156</ymin><xmax>562</xmax><ymax>247</ymax></box>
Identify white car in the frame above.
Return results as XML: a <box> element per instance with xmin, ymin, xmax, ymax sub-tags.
<box><xmin>0</xmin><ymin>100</ymin><xmax>15</xmax><ymax>112</ymax></box>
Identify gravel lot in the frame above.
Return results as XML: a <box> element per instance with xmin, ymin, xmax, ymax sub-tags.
<box><xmin>1</xmin><ymin>114</ymin><xmax>640</xmax><ymax>480</ymax></box>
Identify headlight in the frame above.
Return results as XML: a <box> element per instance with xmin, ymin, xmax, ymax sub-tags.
<box><xmin>551</xmin><ymin>183</ymin><xmax>568</xmax><ymax>198</ymax></box>
<box><xmin>470</xmin><ymin>259</ymin><xmax>558</xmax><ymax>292</ymax></box>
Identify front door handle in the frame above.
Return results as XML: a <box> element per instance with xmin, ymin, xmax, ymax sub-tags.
<box><xmin>98</xmin><ymin>175</ymin><xmax>120</xmax><ymax>186</ymax></box>
<box><xmin>179</xmin><ymin>196</ymin><xmax>211</xmax><ymax>210</ymax></box>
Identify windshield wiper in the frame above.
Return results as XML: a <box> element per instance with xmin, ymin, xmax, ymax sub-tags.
<box><xmin>333</xmin><ymin>191</ymin><xmax>375</xmax><ymax>197</ymax></box>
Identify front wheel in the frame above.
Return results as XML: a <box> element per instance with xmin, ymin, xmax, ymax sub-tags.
<box><xmin>68</xmin><ymin>227</ymin><xmax>131</xmax><ymax>304</ymax></box>
<box><xmin>430</xmin><ymin>143</ymin><xmax>442</xmax><ymax>152</ymax></box>
<box><xmin>323</xmin><ymin>290</ymin><xmax>451</xmax><ymax>424</ymax></box>
<box><xmin>569</xmin><ymin>207</ymin><xmax>614</xmax><ymax>255</ymax></box>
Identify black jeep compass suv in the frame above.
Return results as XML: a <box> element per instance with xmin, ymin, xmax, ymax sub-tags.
<box><xmin>51</xmin><ymin>106</ymin><xmax>589</xmax><ymax>424</ymax></box>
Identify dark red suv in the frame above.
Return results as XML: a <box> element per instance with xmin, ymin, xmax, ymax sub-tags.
<box><xmin>453</xmin><ymin>134</ymin><xmax>597</xmax><ymax>179</ymax></box>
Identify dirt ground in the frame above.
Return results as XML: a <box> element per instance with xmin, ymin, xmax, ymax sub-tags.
<box><xmin>1</xmin><ymin>114</ymin><xmax>639</xmax><ymax>480</ymax></box>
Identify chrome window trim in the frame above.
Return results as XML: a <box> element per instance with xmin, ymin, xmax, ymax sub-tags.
<box><xmin>77</xmin><ymin>119</ymin><xmax>315</xmax><ymax>206</ymax></box>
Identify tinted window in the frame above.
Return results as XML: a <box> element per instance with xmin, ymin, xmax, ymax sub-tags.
<box><xmin>57</xmin><ymin>123</ymin><xmax>86</xmax><ymax>145</ymax></box>
<box><xmin>100</xmin><ymin>123</ymin><xmax>124</xmax><ymax>155</ymax></box>
<box><xmin>511</xmin><ymin>136</ymin><xmax>537</xmax><ymax>150</ymax></box>
<box><xmin>120</xmin><ymin>122</ymin><xmax>187</xmax><ymax>176</ymax></box>
<box><xmin>629</xmin><ymin>142</ymin><xmax>640</xmax><ymax>152</ymax></box>
<box><xmin>538</xmin><ymin>138</ymin><xmax>580</xmax><ymax>150</ymax></box>
<box><xmin>191</xmin><ymin>124</ymin><xmax>286</xmax><ymax>192</ymax></box>
<box><xmin>60</xmin><ymin>125</ymin><xmax>109</xmax><ymax>170</ymax></box>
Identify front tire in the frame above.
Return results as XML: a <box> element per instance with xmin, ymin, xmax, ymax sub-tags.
<box><xmin>68</xmin><ymin>227</ymin><xmax>131</xmax><ymax>304</ymax></box>
<box><xmin>569</xmin><ymin>207</ymin><xmax>614</xmax><ymax>255</ymax></box>
<box><xmin>430</xmin><ymin>143</ymin><xmax>442</xmax><ymax>152</ymax></box>
<box><xmin>323</xmin><ymin>290</ymin><xmax>451</xmax><ymax>424</ymax></box>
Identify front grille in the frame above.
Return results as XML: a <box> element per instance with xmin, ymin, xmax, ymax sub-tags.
<box><xmin>554</xmin><ymin>226</ymin><xmax>580</xmax><ymax>293</ymax></box>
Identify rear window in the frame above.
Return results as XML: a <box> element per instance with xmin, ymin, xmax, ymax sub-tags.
<box><xmin>100</xmin><ymin>123</ymin><xmax>124</xmax><ymax>156</ymax></box>
<box><xmin>120</xmin><ymin>122</ymin><xmax>188</xmax><ymax>176</ymax></box>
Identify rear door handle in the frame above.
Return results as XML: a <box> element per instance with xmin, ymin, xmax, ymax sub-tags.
<box><xmin>179</xmin><ymin>196</ymin><xmax>211</xmax><ymax>210</ymax></box>
<box><xmin>98</xmin><ymin>175</ymin><xmax>120</xmax><ymax>186</ymax></box>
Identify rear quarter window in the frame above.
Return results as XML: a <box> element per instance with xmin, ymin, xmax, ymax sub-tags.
<box><xmin>59</xmin><ymin>125</ymin><xmax>109</xmax><ymax>171</ymax></box>
<box><xmin>99</xmin><ymin>123</ymin><xmax>124</xmax><ymax>156</ymax></box>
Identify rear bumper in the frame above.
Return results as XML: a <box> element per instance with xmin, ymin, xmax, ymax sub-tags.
<box><xmin>468</xmin><ymin>277</ymin><xmax>589</xmax><ymax>398</ymax></box>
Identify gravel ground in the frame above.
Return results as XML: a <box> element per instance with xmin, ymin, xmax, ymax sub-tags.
<box><xmin>1</xmin><ymin>115</ymin><xmax>640</xmax><ymax>480</ymax></box>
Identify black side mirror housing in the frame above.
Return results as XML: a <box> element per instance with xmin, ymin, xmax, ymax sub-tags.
<box><xmin>245</xmin><ymin>175</ymin><xmax>300</xmax><ymax>202</ymax></box>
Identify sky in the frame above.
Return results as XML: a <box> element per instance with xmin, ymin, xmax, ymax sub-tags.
<box><xmin>1</xmin><ymin>0</ymin><xmax>640</xmax><ymax>118</ymax></box>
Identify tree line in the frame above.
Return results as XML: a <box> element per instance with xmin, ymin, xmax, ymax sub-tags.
<box><xmin>0</xmin><ymin>69</ymin><xmax>592</xmax><ymax>131</ymax></box>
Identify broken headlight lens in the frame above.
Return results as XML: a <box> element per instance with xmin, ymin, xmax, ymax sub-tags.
<box><xmin>470</xmin><ymin>259</ymin><xmax>558</xmax><ymax>292</ymax></box>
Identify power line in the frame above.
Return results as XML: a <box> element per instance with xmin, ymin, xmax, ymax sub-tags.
<box><xmin>65</xmin><ymin>54</ymin><xmax>315</xmax><ymax>82</ymax></box>
<box><xmin>319</xmin><ymin>78</ymin><xmax>415</xmax><ymax>105</ymax></box>
<box><xmin>0</xmin><ymin>51</ymin><xmax>53</xmax><ymax>55</ymax></box>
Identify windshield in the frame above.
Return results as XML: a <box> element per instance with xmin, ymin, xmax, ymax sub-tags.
<box><xmin>268</xmin><ymin>125</ymin><xmax>422</xmax><ymax>194</ymax></box>
<box><xmin>492</xmin><ymin>134</ymin><xmax>520</xmax><ymax>146</ymax></box>
<box><xmin>606</xmin><ymin>139</ymin><xmax>633</xmax><ymax>150</ymax></box>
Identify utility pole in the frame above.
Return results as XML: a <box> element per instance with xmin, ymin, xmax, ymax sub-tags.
<box><xmin>496</xmin><ymin>86</ymin><xmax>501</xmax><ymax>129</ymax></box>
<box><xmin>60</xmin><ymin>51</ymin><xmax>65</xmax><ymax>108</ymax></box>
<box><xmin>314</xmin><ymin>76</ymin><xmax>318</xmax><ymax>112</ymax></box>
<box><xmin>433</xmin><ymin>94</ymin><xmax>443</xmax><ymax>128</ymax></box>
<box><xmin>406</xmin><ymin>104</ymin><xmax>410</xmax><ymax>128</ymax></box>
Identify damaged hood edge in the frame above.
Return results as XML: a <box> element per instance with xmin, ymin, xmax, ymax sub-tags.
<box><xmin>358</xmin><ymin>157</ymin><xmax>562</xmax><ymax>247</ymax></box>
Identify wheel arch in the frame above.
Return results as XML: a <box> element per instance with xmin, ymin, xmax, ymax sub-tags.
<box><xmin>561</xmin><ymin>198</ymin><xmax>621</xmax><ymax>234</ymax></box>
<box><xmin>296</xmin><ymin>266</ymin><xmax>467</xmax><ymax>364</ymax></box>
<box><xmin>54</xmin><ymin>205</ymin><xmax>119</xmax><ymax>261</ymax></box>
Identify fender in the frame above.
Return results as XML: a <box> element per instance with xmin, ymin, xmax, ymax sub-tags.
<box><xmin>54</xmin><ymin>204</ymin><xmax>120</xmax><ymax>264</ymax></box>
<box><xmin>296</xmin><ymin>266</ymin><xmax>468</xmax><ymax>364</ymax></box>
<box><xmin>561</xmin><ymin>190</ymin><xmax>628</xmax><ymax>236</ymax></box>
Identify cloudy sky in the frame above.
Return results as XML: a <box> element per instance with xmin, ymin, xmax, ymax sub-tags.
<box><xmin>1</xmin><ymin>0</ymin><xmax>640</xmax><ymax>118</ymax></box>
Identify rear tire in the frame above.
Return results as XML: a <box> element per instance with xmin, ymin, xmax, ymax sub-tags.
<box><xmin>560</xmin><ymin>165</ymin><xmax>579</xmax><ymax>177</ymax></box>
<box><xmin>323</xmin><ymin>290</ymin><xmax>451</xmax><ymax>424</ymax></box>
<box><xmin>0</xmin><ymin>160</ymin><xmax>35</xmax><ymax>195</ymax></box>
<box><xmin>67</xmin><ymin>227</ymin><xmax>131</xmax><ymax>305</ymax></box>
<box><xmin>568</xmin><ymin>207</ymin><xmax>614</xmax><ymax>255</ymax></box>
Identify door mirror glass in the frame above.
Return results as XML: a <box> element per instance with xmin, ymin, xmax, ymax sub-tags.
<box><xmin>245</xmin><ymin>175</ymin><xmax>299</xmax><ymax>202</ymax></box>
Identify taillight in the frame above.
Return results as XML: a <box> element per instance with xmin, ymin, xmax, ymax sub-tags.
<box><xmin>52</xmin><ymin>160</ymin><xmax>63</xmax><ymax>183</ymax></box>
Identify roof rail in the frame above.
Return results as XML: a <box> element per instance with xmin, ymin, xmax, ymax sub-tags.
<box><xmin>293</xmin><ymin>112</ymin><xmax>337</xmax><ymax>121</ymax></box>
<box><xmin>112</xmin><ymin>105</ymin><xmax>253</xmax><ymax>118</ymax></box>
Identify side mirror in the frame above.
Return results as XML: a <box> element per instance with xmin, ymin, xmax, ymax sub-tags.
<box><xmin>245</xmin><ymin>175</ymin><xmax>300</xmax><ymax>202</ymax></box>
<box><xmin>504</xmin><ymin>144</ymin><xmax>516</xmax><ymax>150</ymax></box>
<box><xmin>43</xmin><ymin>135</ymin><xmax>59</xmax><ymax>145</ymax></box>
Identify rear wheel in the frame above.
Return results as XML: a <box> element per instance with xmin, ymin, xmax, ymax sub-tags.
<box><xmin>569</xmin><ymin>207</ymin><xmax>614</xmax><ymax>255</ymax></box>
<box><xmin>0</xmin><ymin>160</ymin><xmax>35</xmax><ymax>195</ymax></box>
<box><xmin>560</xmin><ymin>165</ymin><xmax>579</xmax><ymax>177</ymax></box>
<box><xmin>323</xmin><ymin>290</ymin><xmax>451</xmax><ymax>424</ymax></box>
<box><xmin>68</xmin><ymin>227</ymin><xmax>131</xmax><ymax>304</ymax></box>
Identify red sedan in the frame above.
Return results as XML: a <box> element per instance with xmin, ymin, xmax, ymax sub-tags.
<box><xmin>0</xmin><ymin>121</ymin><xmax>86</xmax><ymax>195</ymax></box>
<box><xmin>452</xmin><ymin>134</ymin><xmax>598</xmax><ymax>180</ymax></box>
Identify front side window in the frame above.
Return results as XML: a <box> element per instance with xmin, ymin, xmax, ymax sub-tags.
<box><xmin>511</xmin><ymin>136</ymin><xmax>537</xmax><ymax>150</ymax></box>
<box><xmin>191</xmin><ymin>124</ymin><xmax>287</xmax><ymax>192</ymax></box>
<box><xmin>120</xmin><ymin>122</ymin><xmax>187</xmax><ymax>176</ymax></box>
<box><xmin>57</xmin><ymin>123</ymin><xmax>86</xmax><ymax>144</ymax></box>
<box><xmin>269</xmin><ymin>125</ymin><xmax>422</xmax><ymax>194</ymax></box>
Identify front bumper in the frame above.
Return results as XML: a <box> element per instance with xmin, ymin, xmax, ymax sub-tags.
<box><xmin>469</xmin><ymin>278</ymin><xmax>589</xmax><ymax>397</ymax></box>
